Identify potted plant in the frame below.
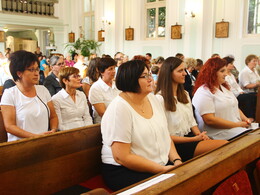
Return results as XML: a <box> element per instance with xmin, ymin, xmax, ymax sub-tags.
<box><xmin>65</xmin><ymin>38</ymin><xmax>101</xmax><ymax>57</ymax></box>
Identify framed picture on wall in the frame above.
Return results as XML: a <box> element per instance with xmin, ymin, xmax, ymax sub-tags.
<box><xmin>0</xmin><ymin>31</ymin><xmax>4</xmax><ymax>42</ymax></box>
<box><xmin>171</xmin><ymin>24</ymin><xmax>182</xmax><ymax>39</ymax></box>
<box><xmin>125</xmin><ymin>27</ymin><xmax>134</xmax><ymax>40</ymax></box>
<box><xmin>68</xmin><ymin>32</ymin><xmax>75</xmax><ymax>43</ymax></box>
<box><xmin>98</xmin><ymin>30</ymin><xmax>105</xmax><ymax>42</ymax></box>
<box><xmin>215</xmin><ymin>20</ymin><xmax>229</xmax><ymax>38</ymax></box>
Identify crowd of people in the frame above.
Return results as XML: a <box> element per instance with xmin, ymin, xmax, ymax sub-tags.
<box><xmin>0</xmin><ymin>48</ymin><xmax>259</xmax><ymax>191</ymax></box>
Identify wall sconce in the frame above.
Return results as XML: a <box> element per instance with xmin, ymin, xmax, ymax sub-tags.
<box><xmin>3</xmin><ymin>27</ymin><xmax>8</xmax><ymax>32</ymax></box>
<box><xmin>102</xmin><ymin>17</ymin><xmax>111</xmax><ymax>25</ymax></box>
<box><xmin>185</xmin><ymin>11</ymin><xmax>195</xmax><ymax>18</ymax></box>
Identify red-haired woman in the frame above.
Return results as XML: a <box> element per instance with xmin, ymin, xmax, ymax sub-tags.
<box><xmin>192</xmin><ymin>57</ymin><xmax>252</xmax><ymax>140</ymax></box>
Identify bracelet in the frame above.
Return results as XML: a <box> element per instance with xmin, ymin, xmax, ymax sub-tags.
<box><xmin>172</xmin><ymin>158</ymin><xmax>182</xmax><ymax>164</ymax></box>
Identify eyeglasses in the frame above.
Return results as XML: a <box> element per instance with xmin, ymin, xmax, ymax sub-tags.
<box><xmin>70</xmin><ymin>74</ymin><xmax>81</xmax><ymax>79</ymax></box>
<box><xmin>26</xmin><ymin>68</ymin><xmax>40</xmax><ymax>72</ymax></box>
<box><xmin>139</xmin><ymin>73</ymin><xmax>153</xmax><ymax>80</ymax></box>
<box><xmin>56</xmin><ymin>62</ymin><xmax>65</xmax><ymax>66</ymax></box>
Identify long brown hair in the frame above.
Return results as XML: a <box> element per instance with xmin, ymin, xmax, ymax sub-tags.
<box><xmin>155</xmin><ymin>57</ymin><xmax>189</xmax><ymax>112</ymax></box>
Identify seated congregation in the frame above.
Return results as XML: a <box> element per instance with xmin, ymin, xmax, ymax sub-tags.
<box><xmin>0</xmin><ymin>50</ymin><xmax>259</xmax><ymax>193</ymax></box>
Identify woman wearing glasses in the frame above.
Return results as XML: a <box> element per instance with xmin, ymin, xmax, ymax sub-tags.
<box><xmin>101</xmin><ymin>60</ymin><xmax>182</xmax><ymax>191</ymax></box>
<box><xmin>43</xmin><ymin>55</ymin><xmax>65</xmax><ymax>96</ymax></box>
<box><xmin>52</xmin><ymin>67</ymin><xmax>93</xmax><ymax>131</ymax></box>
<box><xmin>0</xmin><ymin>50</ymin><xmax>58</xmax><ymax>142</ymax></box>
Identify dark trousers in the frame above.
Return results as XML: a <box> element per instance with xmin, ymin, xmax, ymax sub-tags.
<box><xmin>102</xmin><ymin>163</ymin><xmax>154</xmax><ymax>191</ymax></box>
<box><xmin>237</xmin><ymin>93</ymin><xmax>257</xmax><ymax>119</ymax></box>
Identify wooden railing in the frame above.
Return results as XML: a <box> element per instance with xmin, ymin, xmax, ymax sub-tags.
<box><xmin>1</xmin><ymin>0</ymin><xmax>57</xmax><ymax>16</ymax></box>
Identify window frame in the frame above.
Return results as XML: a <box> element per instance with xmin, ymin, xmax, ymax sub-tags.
<box><xmin>84</xmin><ymin>0</ymin><xmax>95</xmax><ymax>40</ymax></box>
<box><xmin>244</xmin><ymin>0</ymin><xmax>260</xmax><ymax>37</ymax></box>
<box><xmin>144</xmin><ymin>0</ymin><xmax>166</xmax><ymax>40</ymax></box>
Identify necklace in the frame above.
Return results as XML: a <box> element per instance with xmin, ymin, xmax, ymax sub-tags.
<box><xmin>124</xmin><ymin>92</ymin><xmax>145</xmax><ymax>113</ymax></box>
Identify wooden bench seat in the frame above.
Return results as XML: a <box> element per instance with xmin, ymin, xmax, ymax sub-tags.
<box><xmin>0</xmin><ymin>123</ymin><xmax>259</xmax><ymax>194</ymax></box>
<box><xmin>0</xmin><ymin>124</ymin><xmax>107</xmax><ymax>194</ymax></box>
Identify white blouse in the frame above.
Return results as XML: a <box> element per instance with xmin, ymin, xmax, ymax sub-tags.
<box><xmin>101</xmin><ymin>93</ymin><xmax>171</xmax><ymax>166</ymax></box>
<box><xmin>239</xmin><ymin>66</ymin><xmax>260</xmax><ymax>93</ymax></box>
<box><xmin>156</xmin><ymin>92</ymin><xmax>197</xmax><ymax>137</ymax></box>
<box><xmin>192</xmin><ymin>85</ymin><xmax>248</xmax><ymax>140</ymax></box>
<box><xmin>52</xmin><ymin>89</ymin><xmax>93</xmax><ymax>130</ymax></box>
<box><xmin>225</xmin><ymin>73</ymin><xmax>243</xmax><ymax>97</ymax></box>
<box><xmin>0</xmin><ymin>85</ymin><xmax>51</xmax><ymax>141</ymax></box>
<box><xmin>88</xmin><ymin>77</ymin><xmax>120</xmax><ymax>124</ymax></box>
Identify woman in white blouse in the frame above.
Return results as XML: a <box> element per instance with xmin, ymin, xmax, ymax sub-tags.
<box><xmin>224</xmin><ymin>56</ymin><xmax>257</xmax><ymax>119</ymax></box>
<box><xmin>155</xmin><ymin>57</ymin><xmax>227</xmax><ymax>162</ymax></box>
<box><xmin>101</xmin><ymin>60</ymin><xmax>182</xmax><ymax>191</ymax></box>
<box><xmin>1</xmin><ymin>50</ymin><xmax>58</xmax><ymax>142</ymax></box>
<box><xmin>88</xmin><ymin>57</ymin><xmax>120</xmax><ymax>124</ymax></box>
<box><xmin>52</xmin><ymin>67</ymin><xmax>93</xmax><ymax>131</ymax></box>
<box><xmin>192</xmin><ymin>57</ymin><xmax>252</xmax><ymax>140</ymax></box>
<box><xmin>239</xmin><ymin>54</ymin><xmax>260</xmax><ymax>93</ymax></box>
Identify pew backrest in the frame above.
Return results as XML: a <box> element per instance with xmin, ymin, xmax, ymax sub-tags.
<box><xmin>0</xmin><ymin>110</ymin><xmax>7</xmax><ymax>143</ymax></box>
<box><xmin>255</xmin><ymin>88</ymin><xmax>260</xmax><ymax>123</ymax></box>
<box><xmin>0</xmin><ymin>124</ymin><xmax>102</xmax><ymax>195</ymax></box>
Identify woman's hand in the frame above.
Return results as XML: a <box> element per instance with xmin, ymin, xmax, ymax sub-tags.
<box><xmin>162</xmin><ymin>165</ymin><xmax>175</xmax><ymax>172</ymax></box>
<box><xmin>236</xmin><ymin>121</ymin><xmax>250</xmax><ymax>128</ymax></box>
<box><xmin>199</xmin><ymin>131</ymin><xmax>211</xmax><ymax>140</ymax></box>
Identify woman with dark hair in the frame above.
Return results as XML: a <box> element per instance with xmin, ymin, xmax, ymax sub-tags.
<box><xmin>82</xmin><ymin>57</ymin><xmax>101</xmax><ymax>97</ymax></box>
<box><xmin>155</xmin><ymin>57</ymin><xmax>227</xmax><ymax>162</ymax></box>
<box><xmin>224</xmin><ymin>56</ymin><xmax>256</xmax><ymax>119</ymax></box>
<box><xmin>52</xmin><ymin>67</ymin><xmax>92</xmax><ymax>131</ymax></box>
<box><xmin>101</xmin><ymin>60</ymin><xmax>182</xmax><ymax>191</ymax></box>
<box><xmin>0</xmin><ymin>50</ymin><xmax>58</xmax><ymax>142</ymax></box>
<box><xmin>43</xmin><ymin>55</ymin><xmax>65</xmax><ymax>96</ymax></box>
<box><xmin>89</xmin><ymin>57</ymin><xmax>120</xmax><ymax>123</ymax></box>
<box><xmin>192</xmin><ymin>57</ymin><xmax>252</xmax><ymax>140</ymax></box>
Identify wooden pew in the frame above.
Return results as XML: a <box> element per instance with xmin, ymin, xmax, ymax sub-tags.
<box><xmin>255</xmin><ymin>88</ymin><xmax>260</xmax><ymax>123</ymax></box>
<box><xmin>0</xmin><ymin>86</ymin><xmax>3</xmax><ymax>101</ymax></box>
<box><xmin>0</xmin><ymin>124</ymin><xmax>102</xmax><ymax>195</ymax></box>
<box><xmin>0</xmin><ymin>110</ymin><xmax>7</xmax><ymax>143</ymax></box>
<box><xmin>0</xmin><ymin>124</ymin><xmax>259</xmax><ymax>195</ymax></box>
<box><xmin>115</xmin><ymin>128</ymin><xmax>260</xmax><ymax>195</ymax></box>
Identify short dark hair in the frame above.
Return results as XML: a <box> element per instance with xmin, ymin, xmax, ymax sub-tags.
<box><xmin>146</xmin><ymin>53</ymin><xmax>152</xmax><ymax>57</ymax></box>
<box><xmin>9</xmin><ymin>50</ymin><xmax>39</xmax><ymax>81</ymax></box>
<box><xmin>97</xmin><ymin>57</ymin><xmax>116</xmax><ymax>73</ymax></box>
<box><xmin>116</xmin><ymin>60</ymin><xmax>149</xmax><ymax>93</ymax></box>
<box><xmin>223</xmin><ymin>56</ymin><xmax>234</xmax><ymax>64</ymax></box>
<box><xmin>196</xmin><ymin>59</ymin><xmax>203</xmax><ymax>66</ymax></box>
<box><xmin>175</xmin><ymin>53</ymin><xmax>184</xmax><ymax>58</ymax></box>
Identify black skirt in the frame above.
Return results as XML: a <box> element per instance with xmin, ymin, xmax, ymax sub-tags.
<box><xmin>174</xmin><ymin>132</ymin><xmax>200</xmax><ymax>162</ymax></box>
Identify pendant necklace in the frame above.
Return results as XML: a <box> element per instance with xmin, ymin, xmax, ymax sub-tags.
<box><xmin>125</xmin><ymin>93</ymin><xmax>145</xmax><ymax>113</ymax></box>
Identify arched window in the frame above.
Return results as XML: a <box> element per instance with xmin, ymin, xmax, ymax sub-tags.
<box><xmin>145</xmin><ymin>0</ymin><xmax>166</xmax><ymax>39</ymax></box>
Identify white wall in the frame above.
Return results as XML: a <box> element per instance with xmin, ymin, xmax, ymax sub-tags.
<box><xmin>0</xmin><ymin>0</ymin><xmax>259</xmax><ymax>71</ymax></box>
<box><xmin>94</xmin><ymin>0</ymin><xmax>260</xmax><ymax>71</ymax></box>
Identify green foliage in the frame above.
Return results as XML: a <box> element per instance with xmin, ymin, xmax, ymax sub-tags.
<box><xmin>64</xmin><ymin>38</ymin><xmax>102</xmax><ymax>57</ymax></box>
